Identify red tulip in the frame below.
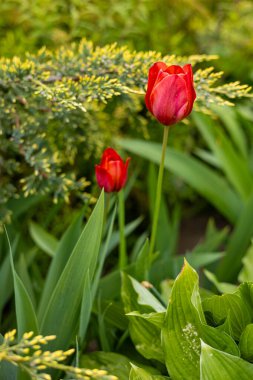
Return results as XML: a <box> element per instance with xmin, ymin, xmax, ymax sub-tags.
<box><xmin>145</xmin><ymin>62</ymin><xmax>196</xmax><ymax>126</ymax></box>
<box><xmin>95</xmin><ymin>148</ymin><xmax>130</xmax><ymax>193</ymax></box>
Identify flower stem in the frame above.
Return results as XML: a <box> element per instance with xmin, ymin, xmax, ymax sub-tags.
<box><xmin>118</xmin><ymin>189</ymin><xmax>127</xmax><ymax>269</ymax></box>
<box><xmin>149</xmin><ymin>126</ymin><xmax>170</xmax><ymax>265</ymax></box>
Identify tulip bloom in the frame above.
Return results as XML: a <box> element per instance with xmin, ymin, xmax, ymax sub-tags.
<box><xmin>95</xmin><ymin>148</ymin><xmax>130</xmax><ymax>193</ymax></box>
<box><xmin>145</xmin><ymin>62</ymin><xmax>196</xmax><ymax>126</ymax></box>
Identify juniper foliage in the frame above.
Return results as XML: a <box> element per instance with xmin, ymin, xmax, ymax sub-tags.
<box><xmin>0</xmin><ymin>39</ymin><xmax>251</xmax><ymax>224</ymax></box>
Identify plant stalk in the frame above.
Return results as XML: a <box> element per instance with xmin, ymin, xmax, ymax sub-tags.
<box><xmin>149</xmin><ymin>126</ymin><xmax>170</xmax><ymax>265</ymax></box>
<box><xmin>118</xmin><ymin>189</ymin><xmax>127</xmax><ymax>269</ymax></box>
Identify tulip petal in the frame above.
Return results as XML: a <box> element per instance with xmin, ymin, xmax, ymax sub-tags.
<box><xmin>182</xmin><ymin>64</ymin><xmax>196</xmax><ymax>115</ymax></box>
<box><xmin>145</xmin><ymin>62</ymin><xmax>168</xmax><ymax>112</ymax></box>
<box><xmin>95</xmin><ymin>165</ymin><xmax>114</xmax><ymax>192</ymax></box>
<box><xmin>108</xmin><ymin>160</ymin><xmax>123</xmax><ymax>191</ymax></box>
<box><xmin>165</xmin><ymin>65</ymin><xmax>185</xmax><ymax>74</ymax></box>
<box><xmin>120</xmin><ymin>157</ymin><xmax>131</xmax><ymax>189</ymax></box>
<box><xmin>101</xmin><ymin>147</ymin><xmax>123</xmax><ymax>166</ymax></box>
<box><xmin>150</xmin><ymin>74</ymin><xmax>189</xmax><ymax>125</ymax></box>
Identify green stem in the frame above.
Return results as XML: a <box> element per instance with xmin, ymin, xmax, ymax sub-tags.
<box><xmin>118</xmin><ymin>189</ymin><xmax>127</xmax><ymax>269</ymax></box>
<box><xmin>103</xmin><ymin>192</ymin><xmax>111</xmax><ymax>230</ymax></box>
<box><xmin>149</xmin><ymin>126</ymin><xmax>170</xmax><ymax>264</ymax></box>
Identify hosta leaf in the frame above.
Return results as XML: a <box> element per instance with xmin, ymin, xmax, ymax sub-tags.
<box><xmin>130</xmin><ymin>364</ymin><xmax>170</xmax><ymax>380</ymax></box>
<box><xmin>81</xmin><ymin>352</ymin><xmax>131</xmax><ymax>380</ymax></box>
<box><xmin>239</xmin><ymin>324</ymin><xmax>253</xmax><ymax>362</ymax></box>
<box><xmin>161</xmin><ymin>261</ymin><xmax>203</xmax><ymax>380</ymax></box>
<box><xmin>127</xmin><ymin>311</ymin><xmax>165</xmax><ymax>329</ymax></box>
<box><xmin>202</xmin><ymin>285</ymin><xmax>252</xmax><ymax>340</ymax></box>
<box><xmin>161</xmin><ymin>260</ymin><xmax>240</xmax><ymax>380</ymax></box>
<box><xmin>121</xmin><ymin>273</ymin><xmax>165</xmax><ymax>363</ymax></box>
<box><xmin>200</xmin><ymin>341</ymin><xmax>253</xmax><ymax>380</ymax></box>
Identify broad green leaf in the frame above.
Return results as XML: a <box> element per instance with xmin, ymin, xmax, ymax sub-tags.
<box><xmin>161</xmin><ymin>261</ymin><xmax>204</xmax><ymax>380</ymax></box>
<box><xmin>40</xmin><ymin>192</ymin><xmax>104</xmax><ymax>350</ymax></box>
<box><xmin>29</xmin><ymin>221</ymin><xmax>58</xmax><ymax>257</ymax></box>
<box><xmin>38</xmin><ymin>208</ymin><xmax>84</xmax><ymax>320</ymax></box>
<box><xmin>202</xmin><ymin>285</ymin><xmax>252</xmax><ymax>340</ymax></box>
<box><xmin>200</xmin><ymin>341</ymin><xmax>253</xmax><ymax>380</ymax></box>
<box><xmin>121</xmin><ymin>273</ymin><xmax>165</xmax><ymax>363</ymax></box>
<box><xmin>81</xmin><ymin>352</ymin><xmax>131</xmax><ymax>380</ymax></box>
<box><xmin>161</xmin><ymin>260</ymin><xmax>239</xmax><ymax>380</ymax></box>
<box><xmin>122</xmin><ymin>274</ymin><xmax>165</xmax><ymax>313</ymax></box>
<box><xmin>5</xmin><ymin>229</ymin><xmax>38</xmax><ymax>340</ymax></box>
<box><xmin>117</xmin><ymin>138</ymin><xmax>241</xmax><ymax>223</ymax></box>
<box><xmin>127</xmin><ymin>311</ymin><xmax>165</xmax><ymax>328</ymax></box>
<box><xmin>204</xmin><ymin>270</ymin><xmax>237</xmax><ymax>294</ymax></box>
<box><xmin>130</xmin><ymin>364</ymin><xmax>170</xmax><ymax>380</ymax></box>
<box><xmin>200</xmin><ymin>324</ymin><xmax>239</xmax><ymax>357</ymax></box>
<box><xmin>239</xmin><ymin>324</ymin><xmax>253</xmax><ymax>362</ymax></box>
<box><xmin>238</xmin><ymin>241</ymin><xmax>253</xmax><ymax>282</ymax></box>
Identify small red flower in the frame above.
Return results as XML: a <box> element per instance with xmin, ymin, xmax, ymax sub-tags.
<box><xmin>145</xmin><ymin>62</ymin><xmax>196</xmax><ymax>126</ymax></box>
<box><xmin>95</xmin><ymin>148</ymin><xmax>130</xmax><ymax>193</ymax></box>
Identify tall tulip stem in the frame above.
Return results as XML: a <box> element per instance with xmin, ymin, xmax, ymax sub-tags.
<box><xmin>149</xmin><ymin>126</ymin><xmax>170</xmax><ymax>265</ymax></box>
<box><xmin>118</xmin><ymin>189</ymin><xmax>127</xmax><ymax>269</ymax></box>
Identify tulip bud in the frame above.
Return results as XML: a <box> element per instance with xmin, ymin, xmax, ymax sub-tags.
<box><xmin>145</xmin><ymin>62</ymin><xmax>196</xmax><ymax>126</ymax></box>
<box><xmin>95</xmin><ymin>148</ymin><xmax>130</xmax><ymax>193</ymax></box>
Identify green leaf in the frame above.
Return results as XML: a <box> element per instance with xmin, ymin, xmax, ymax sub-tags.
<box><xmin>79</xmin><ymin>270</ymin><xmax>92</xmax><ymax>343</ymax></box>
<box><xmin>29</xmin><ymin>221</ymin><xmax>58</xmax><ymax>257</ymax></box>
<box><xmin>174</xmin><ymin>252</ymin><xmax>224</xmax><ymax>272</ymax></box>
<box><xmin>161</xmin><ymin>260</ymin><xmax>240</xmax><ymax>380</ymax></box>
<box><xmin>161</xmin><ymin>260</ymin><xmax>204</xmax><ymax>380</ymax></box>
<box><xmin>0</xmin><ymin>334</ymin><xmax>17</xmax><ymax>380</ymax></box>
<box><xmin>130</xmin><ymin>364</ymin><xmax>170</xmax><ymax>380</ymax></box>
<box><xmin>217</xmin><ymin>193</ymin><xmax>253</xmax><ymax>282</ymax></box>
<box><xmin>239</xmin><ymin>324</ymin><xmax>253</xmax><ymax>362</ymax></box>
<box><xmin>127</xmin><ymin>311</ymin><xmax>165</xmax><ymax>329</ymax></box>
<box><xmin>238</xmin><ymin>241</ymin><xmax>253</xmax><ymax>282</ymax></box>
<box><xmin>5</xmin><ymin>228</ymin><xmax>39</xmax><ymax>340</ymax></box>
<box><xmin>134</xmin><ymin>239</ymin><xmax>149</xmax><ymax>281</ymax></box>
<box><xmin>38</xmin><ymin>208</ymin><xmax>84</xmax><ymax>321</ymax></box>
<box><xmin>204</xmin><ymin>270</ymin><xmax>237</xmax><ymax>294</ymax></box>
<box><xmin>211</xmin><ymin>105</ymin><xmax>248</xmax><ymax>158</ymax></box>
<box><xmin>121</xmin><ymin>273</ymin><xmax>165</xmax><ymax>363</ymax></box>
<box><xmin>193</xmin><ymin>113</ymin><xmax>253</xmax><ymax>200</ymax></box>
<box><xmin>202</xmin><ymin>285</ymin><xmax>252</xmax><ymax>340</ymax></box>
<box><xmin>200</xmin><ymin>341</ymin><xmax>253</xmax><ymax>380</ymax></box>
<box><xmin>81</xmin><ymin>351</ymin><xmax>131</xmax><ymax>380</ymax></box>
<box><xmin>40</xmin><ymin>191</ymin><xmax>104</xmax><ymax>350</ymax></box>
<box><xmin>117</xmin><ymin>138</ymin><xmax>241</xmax><ymax>223</ymax></box>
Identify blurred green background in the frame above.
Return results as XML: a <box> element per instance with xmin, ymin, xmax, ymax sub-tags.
<box><xmin>0</xmin><ymin>0</ymin><xmax>252</xmax><ymax>83</ymax></box>
<box><xmin>0</xmin><ymin>0</ymin><xmax>253</xmax><ymax>245</ymax></box>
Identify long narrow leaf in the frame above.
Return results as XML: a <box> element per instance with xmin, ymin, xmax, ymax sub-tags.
<box><xmin>40</xmin><ymin>192</ymin><xmax>104</xmax><ymax>350</ymax></box>
<box><xmin>117</xmin><ymin>138</ymin><xmax>241</xmax><ymax>223</ymax></box>
<box><xmin>4</xmin><ymin>227</ymin><xmax>39</xmax><ymax>340</ymax></box>
<box><xmin>38</xmin><ymin>208</ymin><xmax>84</xmax><ymax>320</ymax></box>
